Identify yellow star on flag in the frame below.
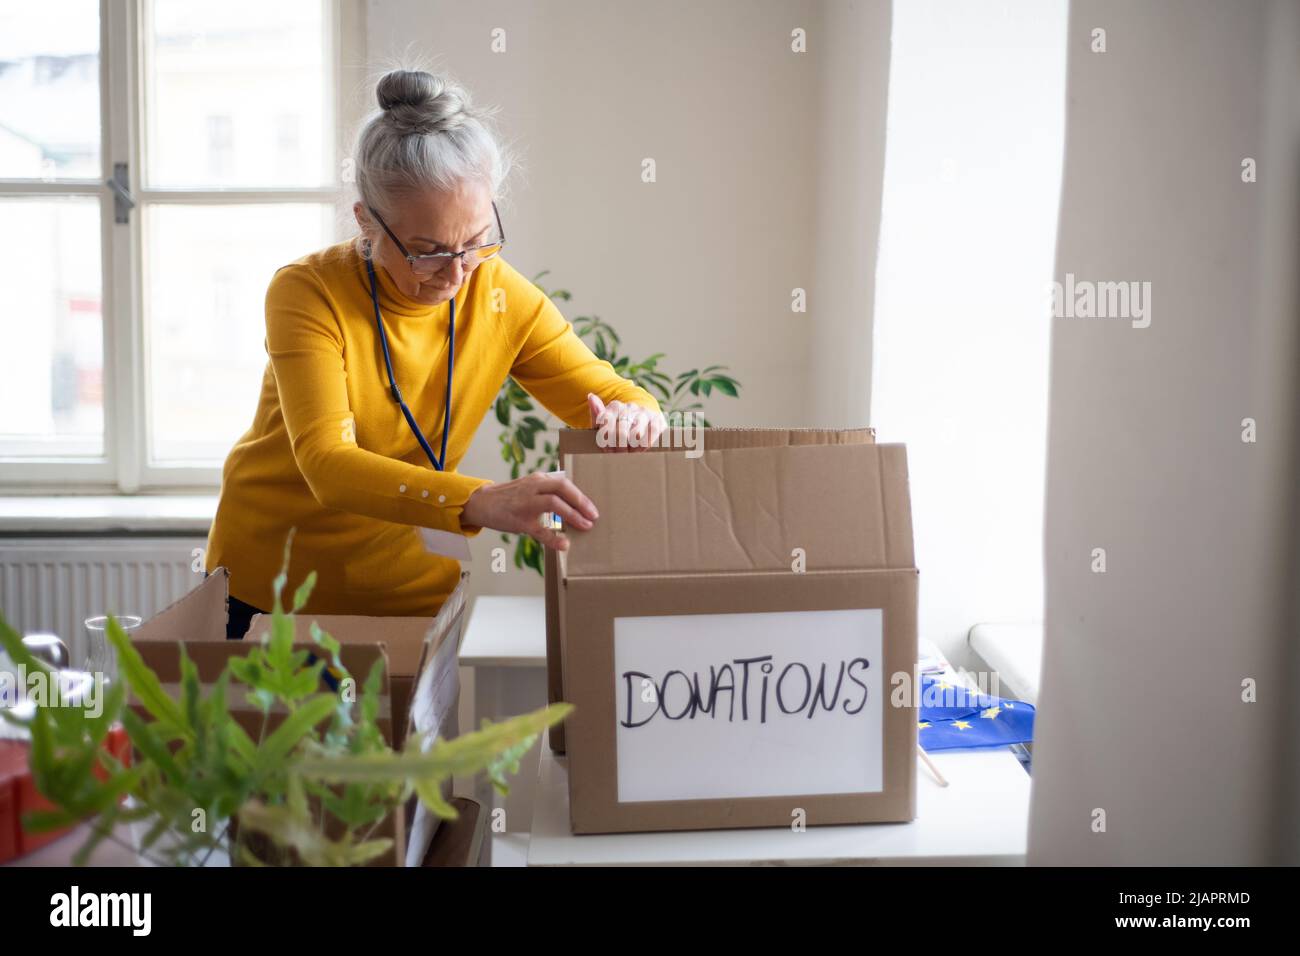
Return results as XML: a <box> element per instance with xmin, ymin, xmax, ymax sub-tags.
<box><xmin>918</xmin><ymin>721</ymin><xmax>931</xmax><ymax>729</ymax></box>
<box><xmin>980</xmin><ymin>706</ymin><xmax>1001</xmax><ymax>720</ymax></box>
<box><xmin>953</xmin><ymin>720</ymin><xmax>972</xmax><ymax>730</ymax></box>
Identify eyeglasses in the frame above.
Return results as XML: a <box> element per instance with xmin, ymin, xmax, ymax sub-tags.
<box><xmin>368</xmin><ymin>201</ymin><xmax>506</xmax><ymax>276</ymax></box>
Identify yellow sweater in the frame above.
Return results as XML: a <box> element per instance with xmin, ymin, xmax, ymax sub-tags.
<box><xmin>205</xmin><ymin>239</ymin><xmax>659</xmax><ymax>616</ymax></box>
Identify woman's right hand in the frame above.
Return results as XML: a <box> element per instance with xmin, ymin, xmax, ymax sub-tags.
<box><xmin>461</xmin><ymin>472</ymin><xmax>599</xmax><ymax>551</ymax></box>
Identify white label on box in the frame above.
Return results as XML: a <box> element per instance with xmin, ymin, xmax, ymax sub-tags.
<box><xmin>613</xmin><ymin>608</ymin><xmax>884</xmax><ymax>803</ymax></box>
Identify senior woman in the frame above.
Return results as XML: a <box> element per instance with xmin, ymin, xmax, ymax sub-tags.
<box><xmin>204</xmin><ymin>69</ymin><xmax>665</xmax><ymax>639</ymax></box>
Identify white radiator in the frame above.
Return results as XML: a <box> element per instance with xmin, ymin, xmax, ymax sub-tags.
<box><xmin>0</xmin><ymin>537</ymin><xmax>208</xmax><ymax>665</ymax></box>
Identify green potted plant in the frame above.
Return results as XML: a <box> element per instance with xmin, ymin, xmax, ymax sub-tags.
<box><xmin>0</xmin><ymin>534</ymin><xmax>568</xmax><ymax>867</ymax></box>
<box><xmin>495</xmin><ymin>271</ymin><xmax>744</xmax><ymax>572</ymax></box>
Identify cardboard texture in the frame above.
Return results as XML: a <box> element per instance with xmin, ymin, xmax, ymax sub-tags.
<box><xmin>134</xmin><ymin>636</ymin><xmax>394</xmax><ymax>744</ymax></box>
<box><xmin>544</xmin><ymin>427</ymin><xmax>877</xmax><ymax>751</ymax></box>
<box><xmin>129</xmin><ymin>567</ymin><xmax>471</xmax><ymax>866</ymax></box>
<box><xmin>420</xmin><ymin>796</ymin><xmax>487</xmax><ymax>867</ymax></box>
<box><xmin>545</xmin><ymin>427</ymin><xmax>917</xmax><ymax>834</ymax></box>
<box><xmin>246</xmin><ymin>612</ymin><xmax>434</xmax><ymax>752</ymax></box>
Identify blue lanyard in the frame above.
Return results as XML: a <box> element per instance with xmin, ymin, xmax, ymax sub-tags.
<box><xmin>366</xmin><ymin>257</ymin><xmax>454</xmax><ymax>472</ymax></box>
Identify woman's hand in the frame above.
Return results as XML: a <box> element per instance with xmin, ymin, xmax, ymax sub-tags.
<box><xmin>460</xmin><ymin>395</ymin><xmax>662</xmax><ymax>551</ymax></box>
<box><xmin>587</xmin><ymin>393</ymin><xmax>667</xmax><ymax>451</ymax></box>
<box><xmin>461</xmin><ymin>472</ymin><xmax>598</xmax><ymax>552</ymax></box>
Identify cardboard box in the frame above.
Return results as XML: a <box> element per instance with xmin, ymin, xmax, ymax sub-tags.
<box><xmin>547</xmin><ymin>427</ymin><xmax>918</xmax><ymax>834</ymax></box>
<box><xmin>245</xmin><ymin>612</ymin><xmax>441</xmax><ymax>753</ymax></box>
<box><xmin>129</xmin><ymin>566</ymin><xmax>470</xmax><ymax>866</ymax></box>
<box><xmin>422</xmin><ymin>796</ymin><xmax>488</xmax><ymax>867</ymax></box>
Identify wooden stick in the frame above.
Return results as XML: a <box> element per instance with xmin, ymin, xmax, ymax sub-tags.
<box><xmin>918</xmin><ymin>745</ymin><xmax>948</xmax><ymax>787</ymax></box>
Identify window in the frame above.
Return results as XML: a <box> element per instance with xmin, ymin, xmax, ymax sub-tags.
<box><xmin>0</xmin><ymin>0</ymin><xmax>344</xmax><ymax>491</ymax></box>
<box><xmin>0</xmin><ymin>2</ymin><xmax>104</xmax><ymax>463</ymax></box>
<box><xmin>869</xmin><ymin>0</ymin><xmax>1067</xmax><ymax>637</ymax></box>
<box><xmin>205</xmin><ymin>115</ymin><xmax>234</xmax><ymax>180</ymax></box>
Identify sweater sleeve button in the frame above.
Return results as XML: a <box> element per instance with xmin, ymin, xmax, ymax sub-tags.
<box><xmin>438</xmin><ymin>494</ymin><xmax>447</xmax><ymax>504</ymax></box>
<box><xmin>421</xmin><ymin>489</ymin><xmax>429</xmax><ymax>498</ymax></box>
<box><xmin>399</xmin><ymin>483</ymin><xmax>407</xmax><ymax>493</ymax></box>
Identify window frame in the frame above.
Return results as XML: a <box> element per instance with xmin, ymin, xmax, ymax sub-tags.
<box><xmin>0</xmin><ymin>0</ymin><xmax>354</xmax><ymax>494</ymax></box>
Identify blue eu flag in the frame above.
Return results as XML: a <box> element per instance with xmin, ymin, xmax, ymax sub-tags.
<box><xmin>918</xmin><ymin>673</ymin><xmax>1035</xmax><ymax>752</ymax></box>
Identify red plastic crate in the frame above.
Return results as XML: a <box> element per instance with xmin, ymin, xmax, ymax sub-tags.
<box><xmin>0</xmin><ymin>725</ymin><xmax>131</xmax><ymax>863</ymax></box>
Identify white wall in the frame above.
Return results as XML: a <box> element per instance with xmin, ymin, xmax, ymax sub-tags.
<box><xmin>1030</xmin><ymin>0</ymin><xmax>1300</xmax><ymax>864</ymax></box>
<box><xmin>806</xmin><ymin>0</ymin><xmax>891</xmax><ymax>428</ymax></box>
<box><xmin>866</xmin><ymin>0</ymin><xmax>1067</xmax><ymax>668</ymax></box>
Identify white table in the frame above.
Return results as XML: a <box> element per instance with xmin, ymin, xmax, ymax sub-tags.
<box><xmin>527</xmin><ymin>747</ymin><xmax>1031</xmax><ymax>866</ymax></box>
<box><xmin>4</xmin><ymin>821</ymin><xmax>138</xmax><ymax>867</ymax></box>
<box><xmin>459</xmin><ymin>596</ymin><xmax>550</xmax><ymax>849</ymax></box>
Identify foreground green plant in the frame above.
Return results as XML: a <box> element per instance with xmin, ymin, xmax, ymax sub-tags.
<box><xmin>0</xmin><ymin>532</ymin><xmax>570</xmax><ymax>866</ymax></box>
<box><xmin>496</xmin><ymin>270</ymin><xmax>744</xmax><ymax>573</ymax></box>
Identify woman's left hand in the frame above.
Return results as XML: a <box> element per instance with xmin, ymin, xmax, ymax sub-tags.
<box><xmin>587</xmin><ymin>393</ymin><xmax>667</xmax><ymax>452</ymax></box>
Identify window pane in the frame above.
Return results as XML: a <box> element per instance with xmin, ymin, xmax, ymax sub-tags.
<box><xmin>0</xmin><ymin>1</ymin><xmax>101</xmax><ymax>179</ymax></box>
<box><xmin>144</xmin><ymin>0</ymin><xmax>332</xmax><ymax>188</ymax></box>
<box><xmin>0</xmin><ymin>198</ymin><xmax>103</xmax><ymax>457</ymax></box>
<box><xmin>145</xmin><ymin>203</ymin><xmax>335</xmax><ymax>464</ymax></box>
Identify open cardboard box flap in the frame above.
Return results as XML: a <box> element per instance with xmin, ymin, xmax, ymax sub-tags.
<box><xmin>134</xmin><ymin>565</ymin><xmax>229</xmax><ymax>644</ymax></box>
<box><xmin>555</xmin><ymin>424</ymin><xmax>877</xmax><ymax>457</ymax></box>
<box><xmin>561</xmin><ymin>442</ymin><xmax>913</xmax><ymax>577</ymax></box>
<box><xmin>245</xmin><ymin>581</ymin><xmax>468</xmax><ymax>755</ymax></box>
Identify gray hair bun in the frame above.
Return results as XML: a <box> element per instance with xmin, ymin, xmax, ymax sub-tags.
<box><xmin>376</xmin><ymin>69</ymin><xmax>469</xmax><ymax>135</ymax></box>
<box><xmin>351</xmin><ymin>66</ymin><xmax>516</xmax><ymax>224</ymax></box>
